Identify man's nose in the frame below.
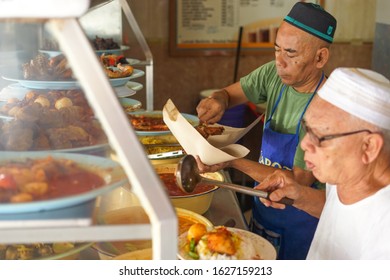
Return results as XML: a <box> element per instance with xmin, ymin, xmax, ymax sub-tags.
<box><xmin>275</xmin><ymin>52</ymin><xmax>286</xmax><ymax>68</ymax></box>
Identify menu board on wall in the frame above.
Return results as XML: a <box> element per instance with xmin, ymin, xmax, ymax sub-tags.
<box><xmin>169</xmin><ymin>0</ymin><xmax>302</xmax><ymax>56</ymax></box>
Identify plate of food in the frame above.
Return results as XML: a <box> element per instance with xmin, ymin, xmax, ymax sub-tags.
<box><xmin>0</xmin><ymin>151</ymin><xmax>127</xmax><ymax>214</ymax></box>
<box><xmin>0</xmin><ymin>89</ymin><xmax>108</xmax><ymax>152</ymax></box>
<box><xmin>178</xmin><ymin>226</ymin><xmax>277</xmax><ymax>260</ymax></box>
<box><xmin>128</xmin><ymin>110</ymin><xmax>199</xmax><ymax>136</ymax></box>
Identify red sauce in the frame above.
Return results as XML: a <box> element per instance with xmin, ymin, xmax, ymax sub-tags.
<box><xmin>41</xmin><ymin>171</ymin><xmax>105</xmax><ymax>200</ymax></box>
<box><xmin>0</xmin><ymin>157</ymin><xmax>106</xmax><ymax>203</ymax></box>
<box><xmin>159</xmin><ymin>173</ymin><xmax>215</xmax><ymax>196</ymax></box>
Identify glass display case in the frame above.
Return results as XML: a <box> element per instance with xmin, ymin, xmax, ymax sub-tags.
<box><xmin>0</xmin><ymin>0</ymin><xmax>176</xmax><ymax>260</ymax></box>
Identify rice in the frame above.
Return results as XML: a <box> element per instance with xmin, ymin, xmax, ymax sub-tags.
<box><xmin>197</xmin><ymin>239</ymin><xmax>237</xmax><ymax>260</ymax></box>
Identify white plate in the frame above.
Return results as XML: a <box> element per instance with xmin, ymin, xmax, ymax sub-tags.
<box><xmin>128</xmin><ymin>110</ymin><xmax>199</xmax><ymax>136</ymax></box>
<box><xmin>126</xmin><ymin>58</ymin><xmax>140</xmax><ymax>65</ymax></box>
<box><xmin>0</xmin><ymin>152</ymin><xmax>127</xmax><ymax>214</ymax></box>
<box><xmin>94</xmin><ymin>45</ymin><xmax>130</xmax><ymax>55</ymax></box>
<box><xmin>0</xmin><ymin>83</ymin><xmax>30</xmax><ymax>101</ymax></box>
<box><xmin>178</xmin><ymin>227</ymin><xmax>277</xmax><ymax>260</ymax></box>
<box><xmin>126</xmin><ymin>81</ymin><xmax>143</xmax><ymax>91</ymax></box>
<box><xmin>38</xmin><ymin>49</ymin><xmax>62</xmax><ymax>57</ymax></box>
<box><xmin>39</xmin><ymin>45</ymin><xmax>130</xmax><ymax>57</ymax></box>
<box><xmin>128</xmin><ymin>69</ymin><xmax>145</xmax><ymax>80</ymax></box>
<box><xmin>114</xmin><ymin>81</ymin><xmax>143</xmax><ymax>98</ymax></box>
<box><xmin>2</xmin><ymin>69</ymin><xmax>144</xmax><ymax>89</ymax></box>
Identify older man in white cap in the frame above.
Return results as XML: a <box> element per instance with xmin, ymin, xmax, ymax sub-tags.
<box><xmin>257</xmin><ymin>67</ymin><xmax>390</xmax><ymax>259</ymax></box>
<box><xmin>196</xmin><ymin>1</ymin><xmax>337</xmax><ymax>260</ymax></box>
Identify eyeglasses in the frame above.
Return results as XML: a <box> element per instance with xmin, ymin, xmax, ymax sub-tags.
<box><xmin>300</xmin><ymin>119</ymin><xmax>373</xmax><ymax>147</ymax></box>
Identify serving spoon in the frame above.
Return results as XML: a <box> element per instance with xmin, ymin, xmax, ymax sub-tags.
<box><xmin>175</xmin><ymin>155</ymin><xmax>294</xmax><ymax>206</ymax></box>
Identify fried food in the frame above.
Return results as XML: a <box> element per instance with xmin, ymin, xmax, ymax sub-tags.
<box><xmin>187</xmin><ymin>223</ymin><xmax>208</xmax><ymax>243</ymax></box>
<box><xmin>196</xmin><ymin>124</ymin><xmax>225</xmax><ymax>139</ymax></box>
<box><xmin>22</xmin><ymin>54</ymin><xmax>73</xmax><ymax>81</ymax></box>
<box><xmin>0</xmin><ymin>90</ymin><xmax>107</xmax><ymax>151</ymax></box>
<box><xmin>128</xmin><ymin>114</ymin><xmax>169</xmax><ymax>131</ymax></box>
<box><xmin>204</xmin><ymin>227</ymin><xmax>236</xmax><ymax>255</ymax></box>
<box><xmin>100</xmin><ymin>53</ymin><xmax>134</xmax><ymax>78</ymax></box>
<box><xmin>104</xmin><ymin>64</ymin><xmax>134</xmax><ymax>78</ymax></box>
<box><xmin>91</xmin><ymin>36</ymin><xmax>120</xmax><ymax>50</ymax></box>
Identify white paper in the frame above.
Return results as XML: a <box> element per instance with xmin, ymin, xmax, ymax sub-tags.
<box><xmin>163</xmin><ymin>99</ymin><xmax>262</xmax><ymax>165</ymax></box>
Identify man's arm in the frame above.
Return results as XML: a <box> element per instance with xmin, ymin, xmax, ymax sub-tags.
<box><xmin>256</xmin><ymin>170</ymin><xmax>326</xmax><ymax>218</ymax></box>
<box><xmin>196</xmin><ymin>82</ymin><xmax>248</xmax><ymax>124</ymax></box>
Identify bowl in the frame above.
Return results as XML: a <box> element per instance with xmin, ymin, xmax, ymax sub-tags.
<box><xmin>176</xmin><ymin>207</ymin><xmax>213</xmax><ymax>235</ymax></box>
<box><xmin>93</xmin><ymin>204</ymin><xmax>213</xmax><ymax>260</ymax></box>
<box><xmin>154</xmin><ymin>164</ymin><xmax>224</xmax><ymax>214</ymax></box>
<box><xmin>0</xmin><ymin>242</ymin><xmax>93</xmax><ymax>260</ymax></box>
<box><xmin>93</xmin><ymin>205</ymin><xmax>152</xmax><ymax>260</ymax></box>
<box><xmin>0</xmin><ymin>151</ymin><xmax>127</xmax><ymax>214</ymax></box>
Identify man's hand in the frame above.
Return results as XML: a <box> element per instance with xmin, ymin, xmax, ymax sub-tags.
<box><xmin>255</xmin><ymin>170</ymin><xmax>301</xmax><ymax>209</ymax></box>
<box><xmin>196</xmin><ymin>91</ymin><xmax>228</xmax><ymax>124</ymax></box>
<box><xmin>195</xmin><ymin>155</ymin><xmax>230</xmax><ymax>173</ymax></box>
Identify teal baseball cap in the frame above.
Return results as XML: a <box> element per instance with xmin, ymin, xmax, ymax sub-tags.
<box><xmin>284</xmin><ymin>2</ymin><xmax>337</xmax><ymax>43</ymax></box>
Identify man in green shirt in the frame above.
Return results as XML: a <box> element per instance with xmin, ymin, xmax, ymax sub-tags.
<box><xmin>196</xmin><ymin>2</ymin><xmax>336</xmax><ymax>259</ymax></box>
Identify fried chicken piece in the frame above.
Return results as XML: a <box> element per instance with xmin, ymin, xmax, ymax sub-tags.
<box><xmin>38</xmin><ymin>109</ymin><xmax>66</xmax><ymax>128</ymax></box>
<box><xmin>196</xmin><ymin>124</ymin><xmax>225</xmax><ymax>139</ymax></box>
<box><xmin>205</xmin><ymin>227</ymin><xmax>236</xmax><ymax>256</ymax></box>
<box><xmin>46</xmin><ymin>125</ymin><xmax>89</xmax><ymax>149</ymax></box>
<box><xmin>59</xmin><ymin>106</ymin><xmax>85</xmax><ymax>123</ymax></box>
<box><xmin>0</xmin><ymin>120</ymin><xmax>36</xmax><ymax>151</ymax></box>
<box><xmin>13</xmin><ymin>102</ymin><xmax>43</xmax><ymax>122</ymax></box>
<box><xmin>1</xmin><ymin>127</ymin><xmax>34</xmax><ymax>151</ymax></box>
<box><xmin>32</xmin><ymin>130</ymin><xmax>51</xmax><ymax>150</ymax></box>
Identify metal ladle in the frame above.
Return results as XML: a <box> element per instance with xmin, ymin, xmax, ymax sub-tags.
<box><xmin>175</xmin><ymin>155</ymin><xmax>294</xmax><ymax>206</ymax></box>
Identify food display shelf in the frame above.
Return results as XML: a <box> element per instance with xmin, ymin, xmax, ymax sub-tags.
<box><xmin>0</xmin><ymin>0</ymin><xmax>174</xmax><ymax>260</ymax></box>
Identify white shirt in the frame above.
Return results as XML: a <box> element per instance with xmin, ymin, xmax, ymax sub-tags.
<box><xmin>307</xmin><ymin>184</ymin><xmax>390</xmax><ymax>259</ymax></box>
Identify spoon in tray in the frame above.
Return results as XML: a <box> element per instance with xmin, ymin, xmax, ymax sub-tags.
<box><xmin>175</xmin><ymin>155</ymin><xmax>294</xmax><ymax>206</ymax></box>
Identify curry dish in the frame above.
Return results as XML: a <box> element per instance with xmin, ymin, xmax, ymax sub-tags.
<box><xmin>0</xmin><ymin>156</ymin><xmax>105</xmax><ymax>203</ymax></box>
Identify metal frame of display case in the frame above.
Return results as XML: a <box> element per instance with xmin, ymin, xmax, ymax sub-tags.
<box><xmin>119</xmin><ymin>0</ymin><xmax>154</xmax><ymax>111</ymax></box>
<box><xmin>0</xmin><ymin>0</ymin><xmax>176</xmax><ymax>260</ymax></box>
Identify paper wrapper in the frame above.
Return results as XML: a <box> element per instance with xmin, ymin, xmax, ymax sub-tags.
<box><xmin>162</xmin><ymin>99</ymin><xmax>262</xmax><ymax>165</ymax></box>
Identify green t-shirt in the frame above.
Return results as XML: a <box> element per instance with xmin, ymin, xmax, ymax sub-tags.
<box><xmin>240</xmin><ymin>61</ymin><xmax>312</xmax><ymax>170</ymax></box>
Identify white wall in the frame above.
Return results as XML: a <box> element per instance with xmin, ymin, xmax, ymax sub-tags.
<box><xmin>376</xmin><ymin>0</ymin><xmax>390</xmax><ymax>24</ymax></box>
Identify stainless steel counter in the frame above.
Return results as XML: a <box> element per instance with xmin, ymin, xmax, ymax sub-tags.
<box><xmin>204</xmin><ymin>188</ymin><xmax>248</xmax><ymax>230</ymax></box>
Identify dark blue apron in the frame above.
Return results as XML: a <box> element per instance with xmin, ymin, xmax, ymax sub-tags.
<box><xmin>250</xmin><ymin>73</ymin><xmax>324</xmax><ymax>260</ymax></box>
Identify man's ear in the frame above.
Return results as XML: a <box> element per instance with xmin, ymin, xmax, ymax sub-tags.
<box><xmin>315</xmin><ymin>47</ymin><xmax>329</xmax><ymax>68</ymax></box>
<box><xmin>361</xmin><ymin>133</ymin><xmax>384</xmax><ymax>164</ymax></box>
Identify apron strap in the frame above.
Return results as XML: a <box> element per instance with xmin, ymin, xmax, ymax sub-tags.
<box><xmin>294</xmin><ymin>71</ymin><xmax>325</xmax><ymax>135</ymax></box>
<box><xmin>266</xmin><ymin>85</ymin><xmax>286</xmax><ymax>124</ymax></box>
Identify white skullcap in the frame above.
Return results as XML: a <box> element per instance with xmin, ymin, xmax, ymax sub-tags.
<box><xmin>318</xmin><ymin>67</ymin><xmax>390</xmax><ymax>130</ymax></box>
